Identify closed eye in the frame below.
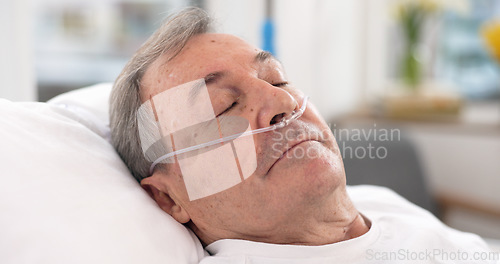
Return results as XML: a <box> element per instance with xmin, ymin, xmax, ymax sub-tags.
<box><xmin>272</xmin><ymin>82</ymin><xmax>288</xmax><ymax>87</ymax></box>
<box><xmin>217</xmin><ymin>101</ymin><xmax>238</xmax><ymax>117</ymax></box>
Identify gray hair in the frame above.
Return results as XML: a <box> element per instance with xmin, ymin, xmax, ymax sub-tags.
<box><xmin>109</xmin><ymin>7</ymin><xmax>212</xmax><ymax>181</ymax></box>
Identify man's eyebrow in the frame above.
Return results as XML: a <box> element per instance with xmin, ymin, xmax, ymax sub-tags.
<box><xmin>254</xmin><ymin>51</ymin><xmax>275</xmax><ymax>62</ymax></box>
<box><xmin>203</xmin><ymin>71</ymin><xmax>225</xmax><ymax>84</ymax></box>
<box><xmin>189</xmin><ymin>71</ymin><xmax>226</xmax><ymax>103</ymax></box>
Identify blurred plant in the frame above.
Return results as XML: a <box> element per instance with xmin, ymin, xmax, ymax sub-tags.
<box><xmin>393</xmin><ymin>0</ymin><xmax>468</xmax><ymax>90</ymax></box>
<box><xmin>395</xmin><ymin>0</ymin><xmax>439</xmax><ymax>89</ymax></box>
<box><xmin>481</xmin><ymin>20</ymin><xmax>500</xmax><ymax>64</ymax></box>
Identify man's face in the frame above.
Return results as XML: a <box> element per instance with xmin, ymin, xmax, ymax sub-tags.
<box><xmin>141</xmin><ymin>33</ymin><xmax>346</xmax><ymax>242</ymax></box>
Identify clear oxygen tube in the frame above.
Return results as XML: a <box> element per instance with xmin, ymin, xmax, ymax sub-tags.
<box><xmin>149</xmin><ymin>96</ymin><xmax>309</xmax><ymax>174</ymax></box>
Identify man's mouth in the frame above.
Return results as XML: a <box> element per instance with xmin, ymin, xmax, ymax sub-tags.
<box><xmin>266</xmin><ymin>139</ymin><xmax>316</xmax><ymax>174</ymax></box>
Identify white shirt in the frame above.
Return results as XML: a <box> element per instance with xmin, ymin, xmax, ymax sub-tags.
<box><xmin>200</xmin><ymin>185</ymin><xmax>497</xmax><ymax>264</ymax></box>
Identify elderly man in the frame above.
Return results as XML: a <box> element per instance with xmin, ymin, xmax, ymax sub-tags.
<box><xmin>109</xmin><ymin>7</ymin><xmax>494</xmax><ymax>264</ymax></box>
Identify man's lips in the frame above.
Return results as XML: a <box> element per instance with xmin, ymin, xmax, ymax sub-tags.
<box><xmin>266</xmin><ymin>139</ymin><xmax>316</xmax><ymax>174</ymax></box>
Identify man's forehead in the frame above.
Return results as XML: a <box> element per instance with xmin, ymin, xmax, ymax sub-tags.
<box><xmin>191</xmin><ymin>33</ymin><xmax>254</xmax><ymax>47</ymax></box>
<box><xmin>141</xmin><ymin>33</ymin><xmax>277</xmax><ymax>100</ymax></box>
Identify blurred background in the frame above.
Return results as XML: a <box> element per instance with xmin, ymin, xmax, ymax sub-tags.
<box><xmin>2</xmin><ymin>0</ymin><xmax>500</xmax><ymax>240</ymax></box>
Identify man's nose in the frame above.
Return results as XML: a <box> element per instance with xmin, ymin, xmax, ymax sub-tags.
<box><xmin>255</xmin><ymin>83</ymin><xmax>298</xmax><ymax>128</ymax></box>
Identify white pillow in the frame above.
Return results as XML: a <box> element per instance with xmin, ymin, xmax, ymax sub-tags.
<box><xmin>47</xmin><ymin>83</ymin><xmax>113</xmax><ymax>142</ymax></box>
<box><xmin>0</xmin><ymin>84</ymin><xmax>206</xmax><ymax>264</ymax></box>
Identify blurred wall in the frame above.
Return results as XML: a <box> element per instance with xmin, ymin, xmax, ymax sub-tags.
<box><xmin>0</xmin><ymin>0</ymin><xmax>36</xmax><ymax>101</ymax></box>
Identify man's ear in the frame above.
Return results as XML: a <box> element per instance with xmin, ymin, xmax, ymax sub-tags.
<box><xmin>141</xmin><ymin>176</ymin><xmax>191</xmax><ymax>224</ymax></box>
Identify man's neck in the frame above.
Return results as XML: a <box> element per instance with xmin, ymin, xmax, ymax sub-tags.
<box><xmin>193</xmin><ymin>187</ymin><xmax>370</xmax><ymax>246</ymax></box>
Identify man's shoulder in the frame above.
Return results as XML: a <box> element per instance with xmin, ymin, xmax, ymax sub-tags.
<box><xmin>347</xmin><ymin>185</ymin><xmax>492</xmax><ymax>255</ymax></box>
<box><xmin>346</xmin><ymin>185</ymin><xmax>413</xmax><ymax>207</ymax></box>
<box><xmin>346</xmin><ymin>185</ymin><xmax>436</xmax><ymax>221</ymax></box>
<box><xmin>346</xmin><ymin>184</ymin><xmax>401</xmax><ymax>199</ymax></box>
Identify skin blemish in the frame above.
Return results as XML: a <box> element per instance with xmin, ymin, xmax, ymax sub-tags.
<box><xmin>250</xmin><ymin>108</ymin><xmax>254</xmax><ymax>112</ymax></box>
<box><xmin>211</xmin><ymin>40</ymin><xmax>216</xmax><ymax>43</ymax></box>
